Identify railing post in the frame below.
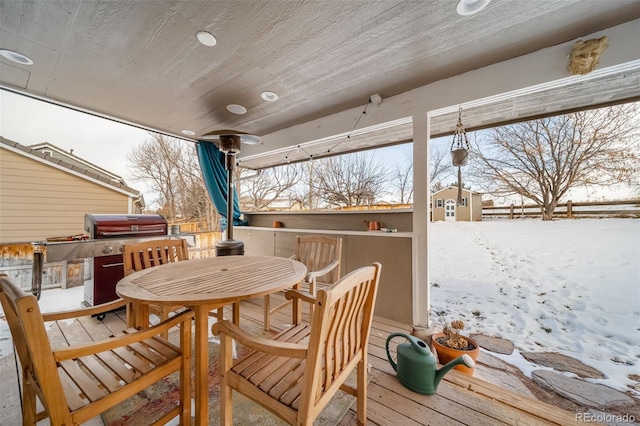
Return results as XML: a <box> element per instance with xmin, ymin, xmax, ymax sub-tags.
<box><xmin>567</xmin><ymin>200</ymin><xmax>573</xmax><ymax>218</ymax></box>
<box><xmin>509</xmin><ymin>204</ymin><xmax>514</xmax><ymax>219</ymax></box>
<box><xmin>31</xmin><ymin>248</ymin><xmax>44</xmax><ymax>300</ymax></box>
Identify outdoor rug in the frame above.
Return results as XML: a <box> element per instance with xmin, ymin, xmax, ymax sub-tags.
<box><xmin>102</xmin><ymin>320</ymin><xmax>358</xmax><ymax>425</ymax></box>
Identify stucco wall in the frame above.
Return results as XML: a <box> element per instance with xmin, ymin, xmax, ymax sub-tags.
<box><xmin>235</xmin><ymin>227</ymin><xmax>413</xmax><ymax>325</ymax></box>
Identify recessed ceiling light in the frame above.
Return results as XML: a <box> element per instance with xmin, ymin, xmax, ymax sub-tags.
<box><xmin>260</xmin><ymin>91</ymin><xmax>279</xmax><ymax>102</ymax></box>
<box><xmin>181</xmin><ymin>130</ymin><xmax>196</xmax><ymax>136</ymax></box>
<box><xmin>0</xmin><ymin>49</ymin><xmax>33</xmax><ymax>65</ymax></box>
<box><xmin>227</xmin><ymin>104</ymin><xmax>247</xmax><ymax>114</ymax></box>
<box><xmin>196</xmin><ymin>31</ymin><xmax>217</xmax><ymax>47</ymax></box>
<box><xmin>456</xmin><ymin>0</ymin><xmax>491</xmax><ymax>15</ymax></box>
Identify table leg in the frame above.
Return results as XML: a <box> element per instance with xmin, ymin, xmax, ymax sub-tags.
<box><xmin>127</xmin><ymin>302</ymin><xmax>149</xmax><ymax>329</ymax></box>
<box><xmin>194</xmin><ymin>305</ymin><xmax>209</xmax><ymax>425</ymax></box>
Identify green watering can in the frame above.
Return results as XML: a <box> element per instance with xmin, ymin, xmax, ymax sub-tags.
<box><xmin>386</xmin><ymin>332</ymin><xmax>475</xmax><ymax>395</ymax></box>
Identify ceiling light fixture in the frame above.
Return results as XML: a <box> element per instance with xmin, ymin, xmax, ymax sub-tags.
<box><xmin>196</xmin><ymin>31</ymin><xmax>217</xmax><ymax>47</ymax></box>
<box><xmin>260</xmin><ymin>91</ymin><xmax>279</xmax><ymax>102</ymax></box>
<box><xmin>181</xmin><ymin>129</ymin><xmax>196</xmax><ymax>136</ymax></box>
<box><xmin>456</xmin><ymin>0</ymin><xmax>491</xmax><ymax>16</ymax></box>
<box><xmin>0</xmin><ymin>49</ymin><xmax>34</xmax><ymax>65</ymax></box>
<box><xmin>226</xmin><ymin>104</ymin><xmax>247</xmax><ymax>114</ymax></box>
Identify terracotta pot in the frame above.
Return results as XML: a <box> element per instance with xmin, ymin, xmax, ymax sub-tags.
<box><xmin>364</xmin><ymin>220</ymin><xmax>381</xmax><ymax>231</ymax></box>
<box><xmin>431</xmin><ymin>332</ymin><xmax>480</xmax><ymax>376</ymax></box>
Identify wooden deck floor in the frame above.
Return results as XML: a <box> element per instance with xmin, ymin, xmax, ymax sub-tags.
<box><xmin>238</xmin><ymin>294</ymin><xmax>582</xmax><ymax>426</ymax></box>
<box><xmin>1</xmin><ymin>295</ymin><xmax>583</xmax><ymax>425</ymax></box>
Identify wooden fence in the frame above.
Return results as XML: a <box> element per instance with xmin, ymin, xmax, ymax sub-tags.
<box><xmin>483</xmin><ymin>199</ymin><xmax>640</xmax><ymax>219</ymax></box>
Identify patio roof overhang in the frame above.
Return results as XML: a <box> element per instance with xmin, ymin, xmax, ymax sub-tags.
<box><xmin>237</xmin><ymin>20</ymin><xmax>640</xmax><ymax>169</ymax></box>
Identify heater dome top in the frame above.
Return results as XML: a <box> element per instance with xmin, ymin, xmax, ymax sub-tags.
<box><xmin>200</xmin><ymin>129</ymin><xmax>260</xmax><ymax>145</ymax></box>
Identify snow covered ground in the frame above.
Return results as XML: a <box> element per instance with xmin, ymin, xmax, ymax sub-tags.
<box><xmin>430</xmin><ymin>218</ymin><xmax>640</xmax><ymax>395</ymax></box>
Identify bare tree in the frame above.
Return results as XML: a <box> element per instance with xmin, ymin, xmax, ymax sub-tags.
<box><xmin>287</xmin><ymin>162</ymin><xmax>318</xmax><ymax>210</ymax></box>
<box><xmin>128</xmin><ymin>133</ymin><xmax>219</xmax><ymax>229</ymax></box>
<box><xmin>312</xmin><ymin>152</ymin><xmax>390</xmax><ymax>207</ymax></box>
<box><xmin>238</xmin><ymin>164</ymin><xmax>301</xmax><ymax>211</ymax></box>
<box><xmin>430</xmin><ymin>143</ymin><xmax>450</xmax><ymax>193</ymax></box>
<box><xmin>470</xmin><ymin>103</ymin><xmax>639</xmax><ymax>220</ymax></box>
<box><xmin>391</xmin><ymin>148</ymin><xmax>413</xmax><ymax>204</ymax></box>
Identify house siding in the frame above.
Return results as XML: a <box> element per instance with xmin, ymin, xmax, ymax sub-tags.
<box><xmin>0</xmin><ymin>148</ymin><xmax>130</xmax><ymax>242</ymax></box>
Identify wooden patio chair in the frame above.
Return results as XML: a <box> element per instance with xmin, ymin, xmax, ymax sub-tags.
<box><xmin>123</xmin><ymin>238</ymin><xmax>190</xmax><ymax>330</ymax></box>
<box><xmin>123</xmin><ymin>238</ymin><xmax>238</xmax><ymax>329</ymax></box>
<box><xmin>263</xmin><ymin>235</ymin><xmax>342</xmax><ymax>330</ymax></box>
<box><xmin>0</xmin><ymin>273</ymin><xmax>192</xmax><ymax>425</ymax></box>
<box><xmin>212</xmin><ymin>262</ymin><xmax>381</xmax><ymax>426</ymax></box>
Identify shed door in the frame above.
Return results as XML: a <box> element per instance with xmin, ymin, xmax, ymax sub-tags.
<box><xmin>445</xmin><ymin>199</ymin><xmax>456</xmax><ymax>222</ymax></box>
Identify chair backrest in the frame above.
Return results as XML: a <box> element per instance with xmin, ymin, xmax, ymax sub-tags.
<box><xmin>0</xmin><ymin>274</ymin><xmax>72</xmax><ymax>421</ymax></box>
<box><xmin>123</xmin><ymin>238</ymin><xmax>189</xmax><ymax>276</ymax></box>
<box><xmin>299</xmin><ymin>262</ymin><xmax>381</xmax><ymax>412</ymax></box>
<box><xmin>294</xmin><ymin>235</ymin><xmax>342</xmax><ymax>284</ymax></box>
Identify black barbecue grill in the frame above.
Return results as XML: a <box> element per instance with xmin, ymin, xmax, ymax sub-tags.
<box><xmin>45</xmin><ymin>214</ymin><xmax>170</xmax><ymax>307</ymax></box>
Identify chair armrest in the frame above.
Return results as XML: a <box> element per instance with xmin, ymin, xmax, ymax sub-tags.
<box><xmin>285</xmin><ymin>289</ymin><xmax>316</xmax><ymax>304</ymax></box>
<box><xmin>42</xmin><ymin>298</ymin><xmax>128</xmax><ymax>322</ymax></box>
<box><xmin>53</xmin><ymin>309</ymin><xmax>194</xmax><ymax>361</ymax></box>
<box><xmin>307</xmin><ymin>259</ymin><xmax>340</xmax><ymax>282</ymax></box>
<box><xmin>212</xmin><ymin>320</ymin><xmax>307</xmax><ymax>359</ymax></box>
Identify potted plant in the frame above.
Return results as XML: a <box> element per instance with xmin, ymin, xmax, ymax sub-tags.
<box><xmin>431</xmin><ymin>319</ymin><xmax>480</xmax><ymax>376</ymax></box>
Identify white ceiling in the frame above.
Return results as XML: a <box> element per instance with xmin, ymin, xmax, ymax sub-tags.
<box><xmin>2</xmin><ymin>0</ymin><xmax>640</xmax><ymax>168</ymax></box>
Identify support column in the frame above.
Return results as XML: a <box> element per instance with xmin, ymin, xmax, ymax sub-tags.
<box><xmin>412</xmin><ymin>112</ymin><xmax>430</xmax><ymax>331</ymax></box>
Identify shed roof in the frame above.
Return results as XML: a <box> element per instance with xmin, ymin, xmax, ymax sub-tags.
<box><xmin>431</xmin><ymin>186</ymin><xmax>483</xmax><ymax>197</ymax></box>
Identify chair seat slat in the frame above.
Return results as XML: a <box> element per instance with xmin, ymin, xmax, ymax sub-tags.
<box><xmin>95</xmin><ymin>351</ymin><xmax>139</xmax><ymax>383</ymax></box>
<box><xmin>79</xmin><ymin>355</ymin><xmax>124</xmax><ymax>392</ymax></box>
<box><xmin>144</xmin><ymin>335</ymin><xmax>181</xmax><ymax>358</ymax></box>
<box><xmin>58</xmin><ymin>368</ymin><xmax>90</xmax><ymax>411</ymax></box>
<box><xmin>59</xmin><ymin>359</ymin><xmax>107</xmax><ymax>402</ymax></box>
<box><xmin>263</xmin><ymin>359</ymin><xmax>305</xmax><ymax>400</ymax></box>
<box><xmin>112</xmin><ymin>346</ymin><xmax>153</xmax><ymax>374</ymax></box>
<box><xmin>127</xmin><ymin>341</ymin><xmax>168</xmax><ymax>366</ymax></box>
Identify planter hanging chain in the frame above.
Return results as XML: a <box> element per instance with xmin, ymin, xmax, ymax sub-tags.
<box><xmin>450</xmin><ymin>107</ymin><xmax>470</xmax><ymax>206</ymax></box>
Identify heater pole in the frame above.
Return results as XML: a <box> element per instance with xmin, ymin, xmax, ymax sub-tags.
<box><xmin>226</xmin><ymin>153</ymin><xmax>235</xmax><ymax>240</ymax></box>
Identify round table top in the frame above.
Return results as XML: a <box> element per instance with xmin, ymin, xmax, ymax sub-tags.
<box><xmin>116</xmin><ymin>255</ymin><xmax>307</xmax><ymax>306</ymax></box>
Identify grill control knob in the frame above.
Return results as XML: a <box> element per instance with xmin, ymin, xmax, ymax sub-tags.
<box><xmin>102</xmin><ymin>246</ymin><xmax>113</xmax><ymax>255</ymax></box>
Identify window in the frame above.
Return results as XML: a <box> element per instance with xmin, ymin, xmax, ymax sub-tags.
<box><xmin>436</xmin><ymin>199</ymin><xmax>443</xmax><ymax>208</ymax></box>
<box><xmin>460</xmin><ymin>197</ymin><xmax>468</xmax><ymax>207</ymax></box>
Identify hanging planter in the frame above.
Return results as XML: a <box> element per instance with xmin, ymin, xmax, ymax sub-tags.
<box><xmin>451</xmin><ymin>148</ymin><xmax>469</xmax><ymax>167</ymax></box>
<box><xmin>450</xmin><ymin>107</ymin><xmax>471</xmax><ymax>206</ymax></box>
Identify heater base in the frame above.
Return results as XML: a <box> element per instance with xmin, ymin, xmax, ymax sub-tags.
<box><xmin>215</xmin><ymin>239</ymin><xmax>244</xmax><ymax>256</ymax></box>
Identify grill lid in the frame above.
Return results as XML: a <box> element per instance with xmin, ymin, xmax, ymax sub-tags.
<box><xmin>85</xmin><ymin>214</ymin><xmax>168</xmax><ymax>239</ymax></box>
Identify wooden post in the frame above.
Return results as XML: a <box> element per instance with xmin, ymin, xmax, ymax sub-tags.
<box><xmin>567</xmin><ymin>200</ymin><xmax>573</xmax><ymax>218</ymax></box>
<box><xmin>509</xmin><ymin>204</ymin><xmax>514</xmax><ymax>219</ymax></box>
<box><xmin>31</xmin><ymin>250</ymin><xmax>44</xmax><ymax>301</ymax></box>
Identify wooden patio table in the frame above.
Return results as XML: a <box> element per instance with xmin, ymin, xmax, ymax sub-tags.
<box><xmin>116</xmin><ymin>255</ymin><xmax>307</xmax><ymax>425</ymax></box>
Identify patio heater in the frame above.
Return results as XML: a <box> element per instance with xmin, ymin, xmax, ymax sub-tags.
<box><xmin>201</xmin><ymin>130</ymin><xmax>260</xmax><ymax>256</ymax></box>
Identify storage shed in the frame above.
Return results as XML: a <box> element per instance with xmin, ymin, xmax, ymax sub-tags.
<box><xmin>431</xmin><ymin>187</ymin><xmax>482</xmax><ymax>222</ymax></box>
